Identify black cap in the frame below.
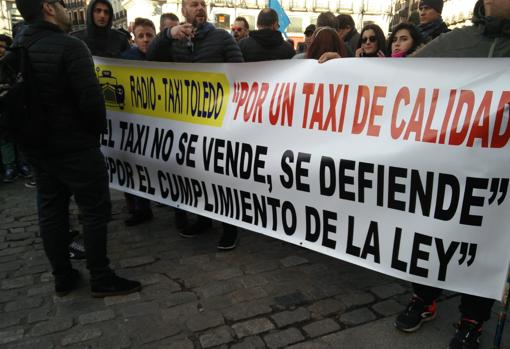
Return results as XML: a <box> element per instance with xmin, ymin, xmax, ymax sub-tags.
<box><xmin>304</xmin><ymin>24</ymin><xmax>316</xmax><ymax>36</ymax></box>
<box><xmin>419</xmin><ymin>0</ymin><xmax>444</xmax><ymax>14</ymax></box>
<box><xmin>15</xmin><ymin>0</ymin><xmax>44</xmax><ymax>23</ymax></box>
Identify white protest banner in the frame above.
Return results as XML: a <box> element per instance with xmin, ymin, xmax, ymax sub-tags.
<box><xmin>94</xmin><ymin>57</ymin><xmax>510</xmax><ymax>301</ymax></box>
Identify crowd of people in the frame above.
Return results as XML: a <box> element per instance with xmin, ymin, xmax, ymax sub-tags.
<box><xmin>1</xmin><ymin>0</ymin><xmax>509</xmax><ymax>348</ymax></box>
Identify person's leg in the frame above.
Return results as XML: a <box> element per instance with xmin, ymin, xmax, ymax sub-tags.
<box><xmin>1</xmin><ymin>140</ymin><xmax>17</xmax><ymax>182</ymax></box>
<box><xmin>124</xmin><ymin>195</ymin><xmax>153</xmax><ymax>226</ymax></box>
<box><xmin>179</xmin><ymin>214</ymin><xmax>212</xmax><ymax>238</ymax></box>
<box><xmin>448</xmin><ymin>294</ymin><xmax>495</xmax><ymax>349</ymax></box>
<box><xmin>217</xmin><ymin>223</ymin><xmax>238</xmax><ymax>250</ymax></box>
<box><xmin>174</xmin><ymin>208</ymin><xmax>188</xmax><ymax>230</ymax></box>
<box><xmin>57</xmin><ymin>148</ymin><xmax>140</xmax><ymax>297</ymax></box>
<box><xmin>29</xmin><ymin>156</ymin><xmax>79</xmax><ymax>296</ymax></box>
<box><xmin>394</xmin><ymin>283</ymin><xmax>441</xmax><ymax>332</ymax></box>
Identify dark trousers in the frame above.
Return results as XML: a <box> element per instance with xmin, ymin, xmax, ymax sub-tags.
<box><xmin>27</xmin><ymin>147</ymin><xmax>111</xmax><ymax>277</ymax></box>
<box><xmin>412</xmin><ymin>283</ymin><xmax>495</xmax><ymax>323</ymax></box>
<box><xmin>124</xmin><ymin>193</ymin><xmax>151</xmax><ymax>213</ymax></box>
<box><xmin>175</xmin><ymin>208</ymin><xmax>237</xmax><ymax>233</ymax></box>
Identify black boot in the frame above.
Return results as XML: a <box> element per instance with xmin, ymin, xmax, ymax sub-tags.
<box><xmin>90</xmin><ymin>272</ymin><xmax>141</xmax><ymax>298</ymax></box>
<box><xmin>124</xmin><ymin>209</ymin><xmax>153</xmax><ymax>227</ymax></box>
<box><xmin>55</xmin><ymin>269</ymin><xmax>81</xmax><ymax>297</ymax></box>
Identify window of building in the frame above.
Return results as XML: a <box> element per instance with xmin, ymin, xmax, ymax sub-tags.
<box><xmin>287</xmin><ymin>17</ymin><xmax>302</xmax><ymax>33</ymax></box>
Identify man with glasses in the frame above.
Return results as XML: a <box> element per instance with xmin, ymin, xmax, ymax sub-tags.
<box><xmin>71</xmin><ymin>0</ymin><xmax>129</xmax><ymax>57</ymax></box>
<box><xmin>239</xmin><ymin>8</ymin><xmax>294</xmax><ymax>62</ymax></box>
<box><xmin>12</xmin><ymin>0</ymin><xmax>141</xmax><ymax>297</ymax></box>
<box><xmin>231</xmin><ymin>16</ymin><xmax>249</xmax><ymax>42</ymax></box>
<box><xmin>147</xmin><ymin>0</ymin><xmax>243</xmax><ymax>250</ymax></box>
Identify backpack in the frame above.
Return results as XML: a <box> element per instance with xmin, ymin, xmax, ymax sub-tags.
<box><xmin>0</xmin><ymin>37</ymin><xmax>48</xmax><ymax>147</ymax></box>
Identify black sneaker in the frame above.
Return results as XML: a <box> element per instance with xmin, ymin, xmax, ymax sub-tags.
<box><xmin>394</xmin><ymin>296</ymin><xmax>437</xmax><ymax>332</ymax></box>
<box><xmin>90</xmin><ymin>273</ymin><xmax>141</xmax><ymax>298</ymax></box>
<box><xmin>69</xmin><ymin>240</ymin><xmax>86</xmax><ymax>260</ymax></box>
<box><xmin>24</xmin><ymin>177</ymin><xmax>36</xmax><ymax>189</ymax></box>
<box><xmin>55</xmin><ymin>269</ymin><xmax>81</xmax><ymax>297</ymax></box>
<box><xmin>179</xmin><ymin>217</ymin><xmax>212</xmax><ymax>238</ymax></box>
<box><xmin>124</xmin><ymin>209</ymin><xmax>153</xmax><ymax>226</ymax></box>
<box><xmin>217</xmin><ymin>228</ymin><xmax>238</xmax><ymax>251</ymax></box>
<box><xmin>18</xmin><ymin>164</ymin><xmax>32</xmax><ymax>178</ymax></box>
<box><xmin>3</xmin><ymin>167</ymin><xmax>17</xmax><ymax>183</ymax></box>
<box><xmin>448</xmin><ymin>318</ymin><xmax>482</xmax><ymax>349</ymax></box>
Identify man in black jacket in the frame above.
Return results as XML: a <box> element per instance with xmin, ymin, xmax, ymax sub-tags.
<box><xmin>13</xmin><ymin>0</ymin><xmax>141</xmax><ymax>297</ymax></box>
<box><xmin>417</xmin><ymin>0</ymin><xmax>450</xmax><ymax>43</ymax></box>
<box><xmin>239</xmin><ymin>8</ymin><xmax>295</xmax><ymax>62</ymax></box>
<box><xmin>147</xmin><ymin>0</ymin><xmax>242</xmax><ymax>250</ymax></box>
<box><xmin>71</xmin><ymin>0</ymin><xmax>129</xmax><ymax>57</ymax></box>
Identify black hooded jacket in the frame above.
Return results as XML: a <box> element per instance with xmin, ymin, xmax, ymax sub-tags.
<box><xmin>71</xmin><ymin>0</ymin><xmax>129</xmax><ymax>57</ymax></box>
<box><xmin>13</xmin><ymin>21</ymin><xmax>107</xmax><ymax>153</ymax></box>
<box><xmin>239</xmin><ymin>29</ymin><xmax>295</xmax><ymax>62</ymax></box>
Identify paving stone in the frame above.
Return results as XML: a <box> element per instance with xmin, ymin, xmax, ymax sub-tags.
<box><xmin>244</xmin><ymin>260</ymin><xmax>280</xmax><ymax>274</ymax></box>
<box><xmin>287</xmin><ymin>341</ymin><xmax>331</xmax><ymax>349</ymax></box>
<box><xmin>230</xmin><ymin>335</ymin><xmax>266</xmax><ymax>349</ymax></box>
<box><xmin>137</xmin><ymin>273</ymin><xmax>168</xmax><ymax>286</ymax></box>
<box><xmin>370</xmin><ymin>283</ymin><xmax>407</xmax><ymax>299</ymax></box>
<box><xmin>223</xmin><ymin>301</ymin><xmax>273</xmax><ymax>322</ymax></box>
<box><xmin>161</xmin><ymin>302</ymin><xmax>199</xmax><ymax>321</ymax></box>
<box><xmin>240</xmin><ymin>275</ymin><xmax>269</xmax><ymax>288</ymax></box>
<box><xmin>0</xmin><ymin>261</ymin><xmax>21</xmax><ymax>273</ymax></box>
<box><xmin>40</xmin><ymin>272</ymin><xmax>53</xmax><ymax>282</ymax></box>
<box><xmin>232</xmin><ymin>317</ymin><xmax>275</xmax><ymax>338</ymax></box>
<box><xmin>122</xmin><ymin>316</ymin><xmax>181</xmax><ymax>345</ymax></box>
<box><xmin>263</xmin><ymin>327</ymin><xmax>304</xmax><ymax>348</ymax></box>
<box><xmin>335</xmin><ymin>291</ymin><xmax>375</xmax><ymax>309</ymax></box>
<box><xmin>185</xmin><ymin>311</ymin><xmax>224</xmax><ymax>332</ymax></box>
<box><xmin>119</xmin><ymin>256</ymin><xmax>156</xmax><ymax>268</ymax></box>
<box><xmin>280</xmin><ymin>256</ymin><xmax>308</xmax><ymax>267</ymax></box>
<box><xmin>302</xmin><ymin>319</ymin><xmax>341</xmax><ymax>337</ymax></box>
<box><xmin>0</xmin><ymin>313</ymin><xmax>23</xmax><ymax>329</ymax></box>
<box><xmin>273</xmin><ymin>291</ymin><xmax>309</xmax><ymax>308</ymax></box>
<box><xmin>4</xmin><ymin>296</ymin><xmax>43</xmax><ymax>312</ymax></box>
<box><xmin>61</xmin><ymin>328</ymin><xmax>102</xmax><ymax>346</ymax></box>
<box><xmin>27</xmin><ymin>283</ymin><xmax>53</xmax><ymax>297</ymax></box>
<box><xmin>30</xmin><ymin>318</ymin><xmax>73</xmax><ymax>336</ymax></box>
<box><xmin>339</xmin><ymin>308</ymin><xmax>377</xmax><ymax>326</ymax></box>
<box><xmin>28</xmin><ymin>307</ymin><xmax>52</xmax><ymax>324</ymax></box>
<box><xmin>371</xmin><ymin>299</ymin><xmax>403</xmax><ymax>316</ymax></box>
<box><xmin>208</xmin><ymin>267</ymin><xmax>243</xmax><ymax>281</ymax></box>
<box><xmin>142</xmin><ymin>282</ymin><xmax>182</xmax><ymax>299</ymax></box>
<box><xmin>7</xmin><ymin>337</ymin><xmax>54</xmax><ymax>349</ymax></box>
<box><xmin>104</xmin><ymin>292</ymin><xmax>141</xmax><ymax>306</ymax></box>
<box><xmin>199</xmin><ymin>325</ymin><xmax>234</xmax><ymax>348</ymax></box>
<box><xmin>1</xmin><ymin>275</ymin><xmax>34</xmax><ymax>290</ymax></box>
<box><xmin>6</xmin><ymin>232</ymin><xmax>33</xmax><ymax>241</ymax></box>
<box><xmin>195</xmin><ymin>280</ymin><xmax>241</xmax><ymax>298</ymax></box>
<box><xmin>0</xmin><ymin>246</ymin><xmax>26</xmax><ymax>257</ymax></box>
<box><xmin>230</xmin><ymin>287</ymin><xmax>267</xmax><ymax>303</ymax></box>
<box><xmin>120</xmin><ymin>301</ymin><xmax>160</xmax><ymax>318</ymax></box>
<box><xmin>156</xmin><ymin>337</ymin><xmax>194</xmax><ymax>349</ymax></box>
<box><xmin>307</xmin><ymin>298</ymin><xmax>345</xmax><ymax>318</ymax></box>
<box><xmin>79</xmin><ymin>309</ymin><xmax>115</xmax><ymax>325</ymax></box>
<box><xmin>0</xmin><ymin>327</ymin><xmax>23</xmax><ymax>345</ymax></box>
<box><xmin>271</xmin><ymin>308</ymin><xmax>310</xmax><ymax>328</ymax></box>
<box><xmin>0</xmin><ymin>290</ymin><xmax>19</xmax><ymax>303</ymax></box>
<box><xmin>162</xmin><ymin>291</ymin><xmax>197</xmax><ymax>307</ymax></box>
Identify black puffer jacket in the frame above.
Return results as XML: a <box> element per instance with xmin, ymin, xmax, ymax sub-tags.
<box><xmin>14</xmin><ymin>21</ymin><xmax>106</xmax><ymax>153</ymax></box>
<box><xmin>147</xmin><ymin>22</ymin><xmax>243</xmax><ymax>63</ymax></box>
<box><xmin>71</xmin><ymin>0</ymin><xmax>129</xmax><ymax>57</ymax></box>
<box><xmin>239</xmin><ymin>29</ymin><xmax>295</xmax><ymax>62</ymax></box>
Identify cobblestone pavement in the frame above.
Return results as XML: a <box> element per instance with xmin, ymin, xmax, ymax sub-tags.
<box><xmin>0</xmin><ymin>182</ymin><xmax>508</xmax><ymax>349</ymax></box>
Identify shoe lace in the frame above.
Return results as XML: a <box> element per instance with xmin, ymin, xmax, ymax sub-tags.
<box><xmin>404</xmin><ymin>296</ymin><xmax>425</xmax><ymax>315</ymax></box>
